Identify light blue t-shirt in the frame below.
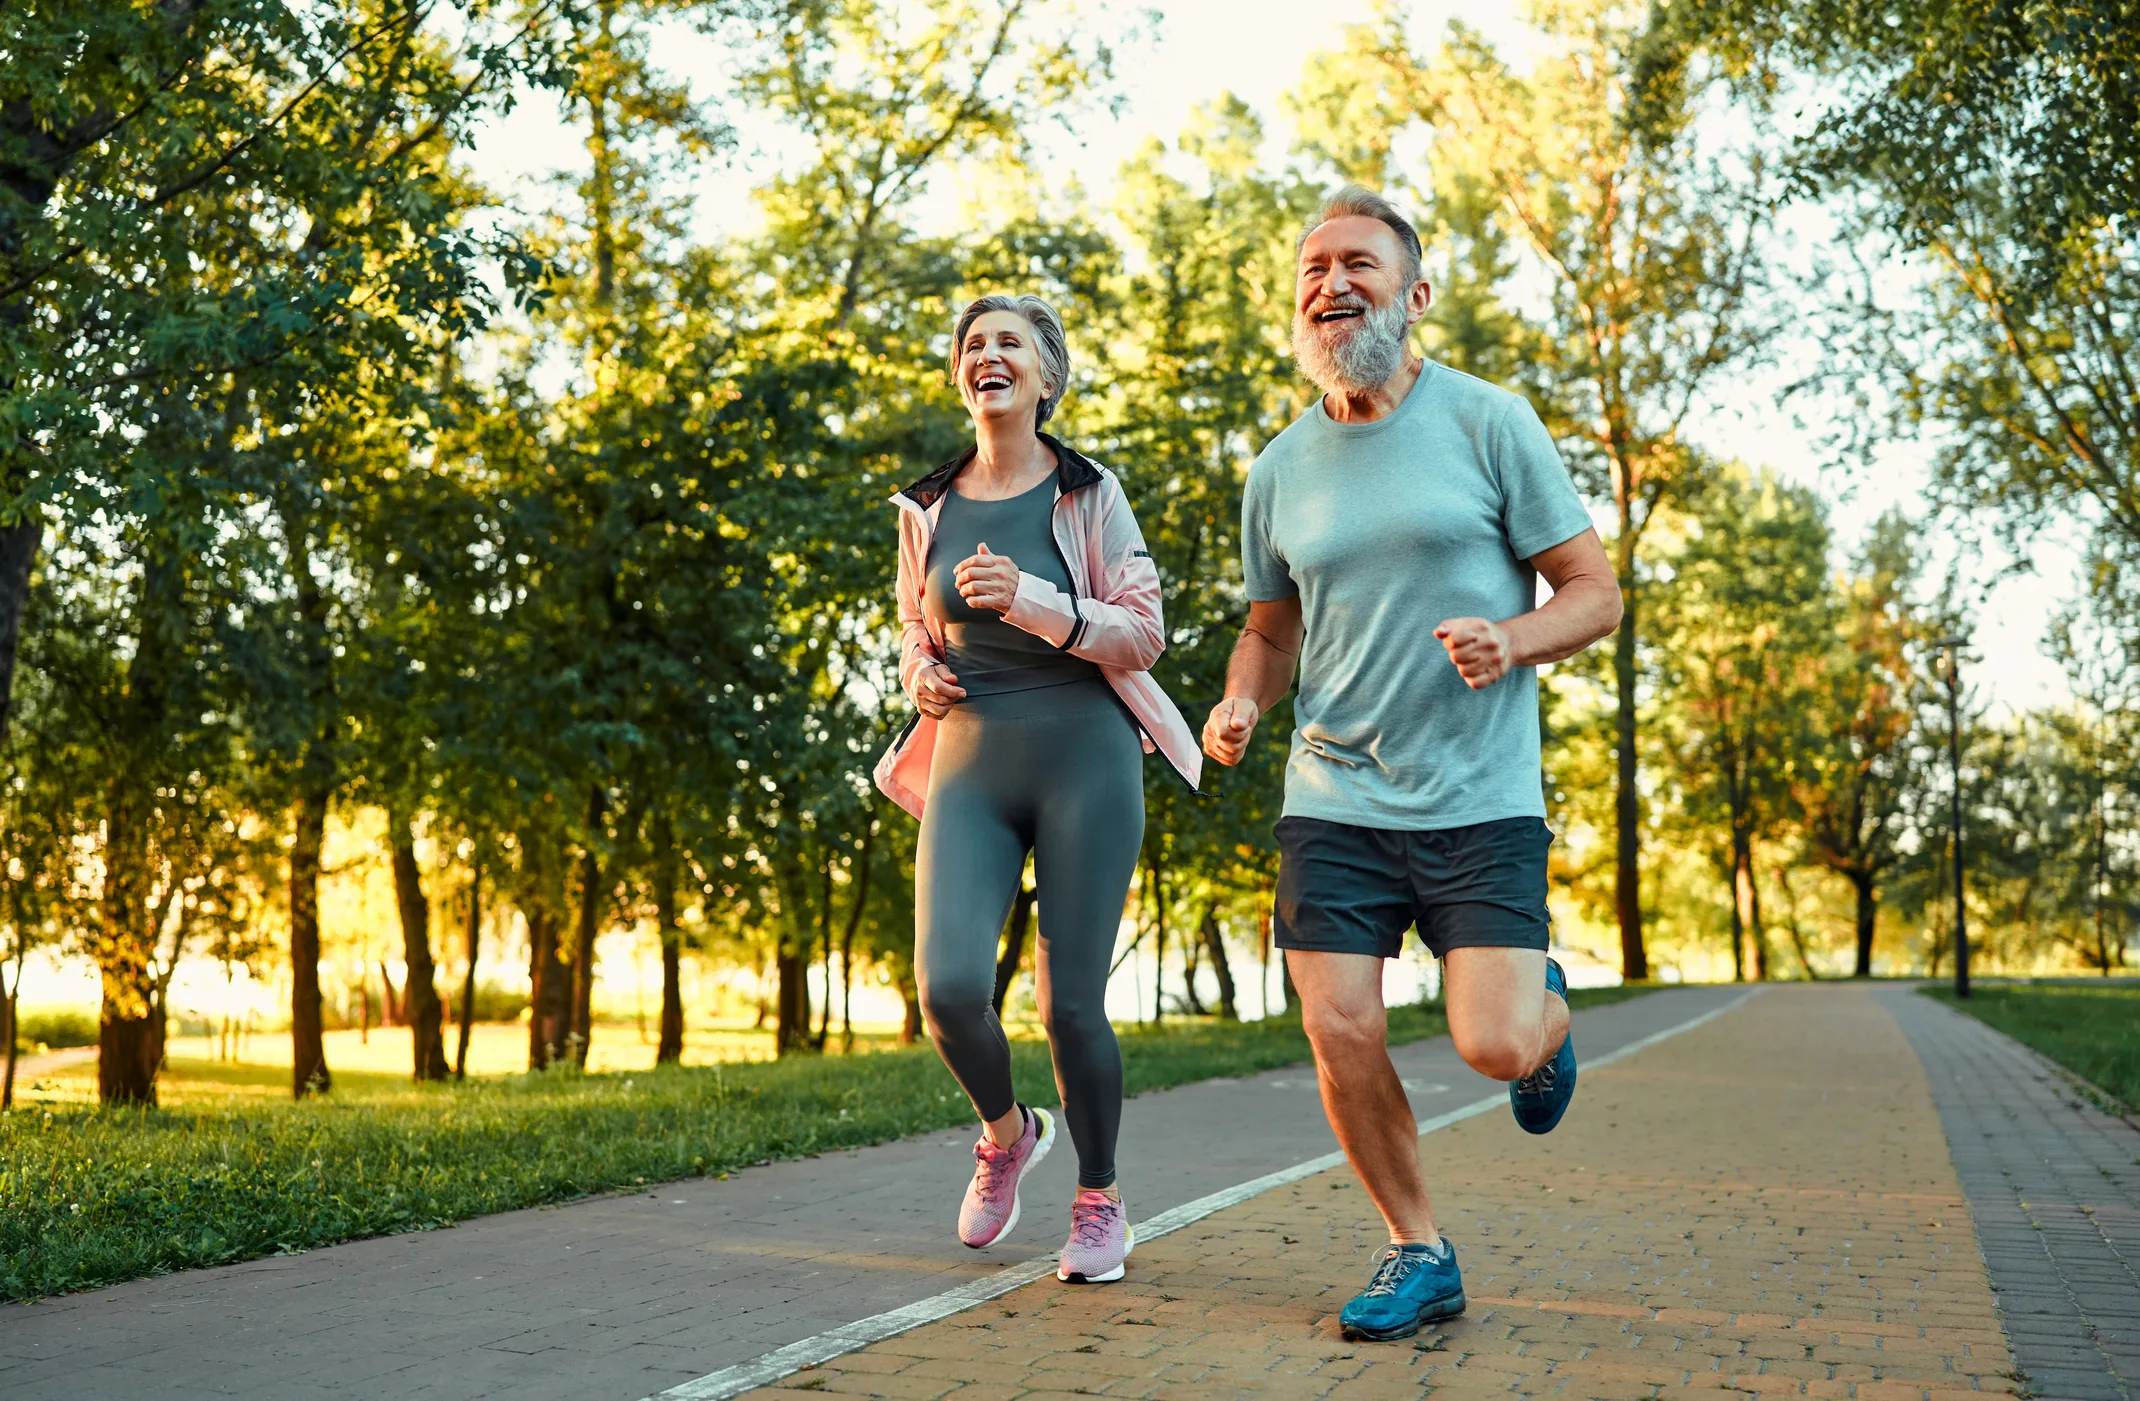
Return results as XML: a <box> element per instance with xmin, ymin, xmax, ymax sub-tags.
<box><xmin>1242</xmin><ymin>360</ymin><xmax>1594</xmax><ymax>830</ymax></box>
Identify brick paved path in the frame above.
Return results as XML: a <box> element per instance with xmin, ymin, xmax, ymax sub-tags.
<box><xmin>0</xmin><ymin>988</ymin><xmax>1741</xmax><ymax>1401</ymax></box>
<box><xmin>1882</xmin><ymin>988</ymin><xmax>2140</xmax><ymax>1400</ymax></box>
<box><xmin>743</xmin><ymin>986</ymin><xmax>2017</xmax><ymax>1401</ymax></box>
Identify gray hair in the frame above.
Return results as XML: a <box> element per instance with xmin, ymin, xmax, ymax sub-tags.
<box><xmin>1297</xmin><ymin>185</ymin><xmax>1424</xmax><ymax>290</ymax></box>
<box><xmin>949</xmin><ymin>293</ymin><xmax>1071</xmax><ymax>428</ymax></box>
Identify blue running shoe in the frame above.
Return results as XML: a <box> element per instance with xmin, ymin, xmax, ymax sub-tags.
<box><xmin>1511</xmin><ymin>956</ymin><xmax>1577</xmax><ymax>1134</ymax></box>
<box><xmin>1339</xmin><ymin>1239</ymin><xmax>1466</xmax><ymax>1341</ymax></box>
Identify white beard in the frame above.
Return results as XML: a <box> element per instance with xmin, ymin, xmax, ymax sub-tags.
<box><xmin>1292</xmin><ymin>295</ymin><xmax>1410</xmax><ymax>395</ymax></box>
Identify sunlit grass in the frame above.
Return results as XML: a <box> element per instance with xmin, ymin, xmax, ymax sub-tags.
<box><xmin>1925</xmin><ymin>981</ymin><xmax>2140</xmax><ymax>1111</ymax></box>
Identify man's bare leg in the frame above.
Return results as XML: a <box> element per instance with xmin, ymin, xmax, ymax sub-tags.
<box><xmin>1286</xmin><ymin>949</ymin><xmax>1438</xmax><ymax>1244</ymax></box>
<box><xmin>1443</xmin><ymin>946</ymin><xmax>1567</xmax><ymax>1081</ymax></box>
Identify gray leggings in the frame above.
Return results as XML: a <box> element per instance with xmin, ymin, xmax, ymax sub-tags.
<box><xmin>915</xmin><ymin>678</ymin><xmax>1145</xmax><ymax>1190</ymax></box>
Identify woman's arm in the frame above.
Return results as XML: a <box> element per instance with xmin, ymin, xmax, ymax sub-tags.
<box><xmin>991</xmin><ymin>474</ymin><xmax>1167</xmax><ymax>669</ymax></box>
<box><xmin>896</xmin><ymin>510</ymin><xmax>965</xmax><ymax>716</ymax></box>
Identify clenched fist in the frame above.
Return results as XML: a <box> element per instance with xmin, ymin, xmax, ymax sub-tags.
<box><xmin>1434</xmin><ymin>617</ymin><xmax>1514</xmax><ymax>690</ymax></box>
<box><xmin>1202</xmin><ymin>696</ymin><xmax>1260</xmax><ymax>767</ymax></box>
<box><xmin>912</xmin><ymin>661</ymin><xmax>967</xmax><ymax>718</ymax></box>
<box><xmin>954</xmin><ymin>542</ymin><xmax>1019</xmax><ymax>613</ymax></box>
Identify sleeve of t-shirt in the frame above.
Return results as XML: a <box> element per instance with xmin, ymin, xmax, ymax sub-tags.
<box><xmin>1495</xmin><ymin>395</ymin><xmax>1594</xmax><ymax>560</ymax></box>
<box><xmin>1240</xmin><ymin>454</ymin><xmax>1298</xmax><ymax>601</ymax></box>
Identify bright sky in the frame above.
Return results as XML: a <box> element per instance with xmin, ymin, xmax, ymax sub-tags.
<box><xmin>463</xmin><ymin>0</ymin><xmax>2074</xmax><ymax>718</ymax></box>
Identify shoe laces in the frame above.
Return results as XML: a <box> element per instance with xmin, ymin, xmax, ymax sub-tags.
<box><xmin>1362</xmin><ymin>1246</ymin><xmax>1427</xmax><ymax>1298</ymax></box>
<box><xmin>1069</xmin><ymin>1192</ymin><xmax>1120</xmax><ymax>1247</ymax></box>
<box><xmin>972</xmin><ymin>1136</ymin><xmax>1016</xmax><ymax>1197</ymax></box>
<box><xmin>1516</xmin><ymin>1059</ymin><xmax>1558</xmax><ymax>1095</ymax></box>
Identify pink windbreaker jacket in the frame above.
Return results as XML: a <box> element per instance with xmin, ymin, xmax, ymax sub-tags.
<box><xmin>871</xmin><ymin>434</ymin><xmax>1204</xmax><ymax>820</ymax></box>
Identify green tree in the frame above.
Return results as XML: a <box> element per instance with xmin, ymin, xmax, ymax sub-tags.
<box><xmin>1791</xmin><ymin>515</ymin><xmax>1934</xmax><ymax>977</ymax></box>
<box><xmin>1657</xmin><ymin>467</ymin><xmax>1832</xmax><ymax>979</ymax></box>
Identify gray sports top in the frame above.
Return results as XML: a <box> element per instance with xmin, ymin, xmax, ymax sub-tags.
<box><xmin>923</xmin><ymin>477</ymin><xmax>1102</xmax><ymax>697</ymax></box>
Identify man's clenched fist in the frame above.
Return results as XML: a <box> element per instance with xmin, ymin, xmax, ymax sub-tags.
<box><xmin>1202</xmin><ymin>696</ymin><xmax>1260</xmax><ymax>766</ymax></box>
<box><xmin>1434</xmin><ymin>617</ymin><xmax>1514</xmax><ymax>690</ymax></box>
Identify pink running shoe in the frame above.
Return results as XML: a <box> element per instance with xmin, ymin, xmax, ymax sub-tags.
<box><xmin>1057</xmin><ymin>1188</ymin><xmax>1133</xmax><ymax>1283</ymax></box>
<box><xmin>957</xmin><ymin>1106</ymin><xmax>1054</xmax><ymax>1248</ymax></box>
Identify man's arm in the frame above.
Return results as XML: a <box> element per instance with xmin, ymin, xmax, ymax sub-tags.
<box><xmin>1201</xmin><ymin>596</ymin><xmax>1303</xmax><ymax>766</ymax></box>
<box><xmin>1434</xmin><ymin>528</ymin><xmax>1622</xmax><ymax>689</ymax></box>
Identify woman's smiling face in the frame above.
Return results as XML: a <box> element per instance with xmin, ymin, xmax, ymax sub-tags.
<box><xmin>957</xmin><ymin>309</ymin><xmax>1051</xmax><ymax>428</ymax></box>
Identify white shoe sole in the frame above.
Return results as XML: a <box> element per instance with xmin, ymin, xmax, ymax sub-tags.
<box><xmin>963</xmin><ymin>1107</ymin><xmax>1054</xmax><ymax>1248</ymax></box>
<box><xmin>1058</xmin><ymin>1224</ymin><xmax>1133</xmax><ymax>1283</ymax></box>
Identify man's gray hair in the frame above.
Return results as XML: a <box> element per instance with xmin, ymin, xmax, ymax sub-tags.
<box><xmin>949</xmin><ymin>293</ymin><xmax>1072</xmax><ymax>428</ymax></box>
<box><xmin>1298</xmin><ymin>185</ymin><xmax>1424</xmax><ymax>289</ymax></box>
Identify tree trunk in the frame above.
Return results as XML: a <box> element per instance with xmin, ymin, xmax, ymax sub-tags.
<box><xmin>456</xmin><ymin>850</ymin><xmax>480</xmax><ymax>1080</ymax></box>
<box><xmin>389</xmin><ymin>811</ymin><xmax>448</xmax><ymax>1081</ymax></box>
<box><xmin>1728</xmin><ymin>814</ymin><xmax>1752</xmax><ymax>982</ymax></box>
<box><xmin>1726</xmin><ymin>854</ymin><xmax>1745</xmax><ymax>983</ymax></box>
<box><xmin>1149</xmin><ymin>854</ymin><xmax>1167</xmax><ymax>1025</ymax></box>
<box><xmin>98</xmin><ymin>775</ymin><xmax>160</xmax><ymax>1105</ymax></box>
<box><xmin>528</xmin><ymin>905</ymin><xmax>572</xmax><ymax>1068</ymax></box>
<box><xmin>814</xmin><ymin>857</ymin><xmax>834</xmax><ymax>1051</ymax></box>
<box><xmin>378</xmin><ymin>961</ymin><xmax>401</xmax><ymax>1027</ymax></box>
<box><xmin>1776</xmin><ymin>867</ymin><xmax>1818</xmax><ymax>979</ymax></box>
<box><xmin>1613</xmin><ymin>576</ymin><xmax>1646</xmax><ymax>981</ymax></box>
<box><xmin>1851</xmin><ymin>871</ymin><xmax>1878</xmax><ymax>978</ymax></box>
<box><xmin>775</xmin><ymin>940</ymin><xmax>812</xmax><ymax>1054</ymax></box>
<box><xmin>837</xmin><ymin>814</ymin><xmax>875</xmax><ymax>1052</ymax></box>
<box><xmin>897</xmin><ymin>963</ymin><xmax>923</xmax><ymax>1045</ymax></box>
<box><xmin>653</xmin><ymin>815</ymin><xmax>683</xmax><ymax>1065</ymax></box>
<box><xmin>992</xmin><ymin>876</ymin><xmax>1037</xmax><ymax>1016</ymax></box>
<box><xmin>1747</xmin><ymin>845</ymin><xmax>1768</xmax><ymax>981</ymax></box>
<box><xmin>0</xmin><ymin>517</ymin><xmax>38</xmax><ymax>745</ymax></box>
<box><xmin>1200</xmin><ymin>910</ymin><xmax>1238</xmax><ymax>1021</ymax></box>
<box><xmin>289</xmin><ymin>780</ymin><xmax>332</xmax><ymax>1097</ymax></box>
<box><xmin>2</xmin><ymin>942</ymin><xmax>24</xmax><ymax>1110</ymax></box>
<box><xmin>96</xmin><ymin>550</ymin><xmax>181</xmax><ymax>1106</ymax></box>
<box><xmin>569</xmin><ymin>787</ymin><xmax>604</xmax><ymax>1068</ymax></box>
<box><xmin>285</xmin><ymin>500</ymin><xmax>336</xmax><ymax>1100</ymax></box>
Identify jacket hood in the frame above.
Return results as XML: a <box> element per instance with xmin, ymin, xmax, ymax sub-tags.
<box><xmin>896</xmin><ymin>432</ymin><xmax>1104</xmax><ymax>510</ymax></box>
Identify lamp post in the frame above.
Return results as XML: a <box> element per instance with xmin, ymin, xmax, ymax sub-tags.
<box><xmin>1935</xmin><ymin>635</ymin><xmax>1970</xmax><ymax>998</ymax></box>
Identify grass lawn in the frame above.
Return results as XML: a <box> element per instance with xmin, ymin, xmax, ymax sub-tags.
<box><xmin>1</xmin><ymin>987</ymin><xmax>1652</xmax><ymax>1302</ymax></box>
<box><xmin>1924</xmin><ymin>982</ymin><xmax>2140</xmax><ymax>1111</ymax></box>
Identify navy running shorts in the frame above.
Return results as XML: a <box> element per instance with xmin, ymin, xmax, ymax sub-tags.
<box><xmin>1272</xmin><ymin>815</ymin><xmax>1553</xmax><ymax>960</ymax></box>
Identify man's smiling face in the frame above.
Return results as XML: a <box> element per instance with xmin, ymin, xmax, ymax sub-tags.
<box><xmin>1292</xmin><ymin>215</ymin><xmax>1428</xmax><ymax>396</ymax></box>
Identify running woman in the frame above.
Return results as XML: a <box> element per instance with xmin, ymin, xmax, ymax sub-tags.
<box><xmin>1202</xmin><ymin>188</ymin><xmax>1623</xmax><ymax>1341</ymax></box>
<box><xmin>873</xmin><ymin>293</ymin><xmax>1202</xmax><ymax>1284</ymax></box>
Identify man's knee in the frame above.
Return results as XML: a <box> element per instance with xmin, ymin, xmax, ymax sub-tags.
<box><xmin>1300</xmin><ymin>989</ymin><xmax>1388</xmax><ymax>1065</ymax></box>
<box><xmin>1451</xmin><ymin>1020</ymin><xmax>1538</xmax><ymax>1082</ymax></box>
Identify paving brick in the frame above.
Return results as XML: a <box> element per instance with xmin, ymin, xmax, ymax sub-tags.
<box><xmin>744</xmin><ymin>989</ymin><xmax>2027</xmax><ymax>1401</ymax></box>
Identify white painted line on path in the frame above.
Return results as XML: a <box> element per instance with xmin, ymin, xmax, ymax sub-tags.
<box><xmin>645</xmin><ymin>986</ymin><xmax>1762</xmax><ymax>1401</ymax></box>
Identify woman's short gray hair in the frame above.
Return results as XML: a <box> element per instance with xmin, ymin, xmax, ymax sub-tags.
<box><xmin>949</xmin><ymin>293</ymin><xmax>1071</xmax><ymax>428</ymax></box>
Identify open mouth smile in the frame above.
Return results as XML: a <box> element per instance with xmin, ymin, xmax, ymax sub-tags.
<box><xmin>974</xmin><ymin>373</ymin><xmax>1013</xmax><ymax>392</ymax></box>
<box><xmin>1314</xmin><ymin>307</ymin><xmax>1365</xmax><ymax>324</ymax></box>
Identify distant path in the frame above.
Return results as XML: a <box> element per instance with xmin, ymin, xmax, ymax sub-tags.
<box><xmin>0</xmin><ymin>988</ymin><xmax>1741</xmax><ymax>1401</ymax></box>
<box><xmin>1883</xmin><ymin>986</ymin><xmax>2140</xmax><ymax>1401</ymax></box>
<box><xmin>5</xmin><ymin>1045</ymin><xmax>96</xmax><ymax>1082</ymax></box>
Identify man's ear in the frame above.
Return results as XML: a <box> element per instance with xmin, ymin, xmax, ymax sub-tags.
<box><xmin>1408</xmin><ymin>278</ymin><xmax>1434</xmax><ymax>322</ymax></box>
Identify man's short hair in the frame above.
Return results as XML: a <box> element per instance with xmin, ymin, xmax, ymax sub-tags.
<box><xmin>1297</xmin><ymin>186</ymin><xmax>1424</xmax><ymax>290</ymax></box>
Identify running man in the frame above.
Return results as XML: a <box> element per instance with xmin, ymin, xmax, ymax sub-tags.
<box><xmin>1202</xmin><ymin>186</ymin><xmax>1623</xmax><ymax>1341</ymax></box>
